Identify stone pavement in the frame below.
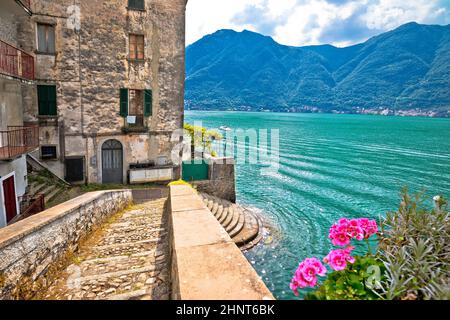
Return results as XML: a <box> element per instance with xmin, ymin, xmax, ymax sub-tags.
<box><xmin>42</xmin><ymin>198</ymin><xmax>170</xmax><ymax>300</ymax></box>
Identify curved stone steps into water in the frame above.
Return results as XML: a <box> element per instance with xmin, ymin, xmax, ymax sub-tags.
<box><xmin>199</xmin><ymin>193</ymin><xmax>263</xmax><ymax>250</ymax></box>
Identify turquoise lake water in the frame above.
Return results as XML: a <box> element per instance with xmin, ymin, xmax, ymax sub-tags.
<box><xmin>184</xmin><ymin>111</ymin><xmax>450</xmax><ymax>300</ymax></box>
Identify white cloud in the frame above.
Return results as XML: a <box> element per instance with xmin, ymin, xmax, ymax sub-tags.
<box><xmin>186</xmin><ymin>0</ymin><xmax>264</xmax><ymax>45</ymax></box>
<box><xmin>272</xmin><ymin>0</ymin><xmax>367</xmax><ymax>46</ymax></box>
<box><xmin>364</xmin><ymin>0</ymin><xmax>449</xmax><ymax>30</ymax></box>
<box><xmin>186</xmin><ymin>0</ymin><xmax>450</xmax><ymax>47</ymax></box>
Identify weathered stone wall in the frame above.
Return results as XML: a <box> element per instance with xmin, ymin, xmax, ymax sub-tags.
<box><xmin>0</xmin><ymin>79</ymin><xmax>24</xmax><ymax>130</ymax></box>
<box><xmin>0</xmin><ymin>190</ymin><xmax>132</xmax><ymax>299</ymax></box>
<box><xmin>0</xmin><ymin>7</ymin><xmax>19</xmax><ymax>46</ymax></box>
<box><xmin>19</xmin><ymin>0</ymin><xmax>186</xmax><ymax>183</ymax></box>
<box><xmin>194</xmin><ymin>158</ymin><xmax>237</xmax><ymax>203</ymax></box>
<box><xmin>168</xmin><ymin>185</ymin><xmax>274</xmax><ymax>300</ymax></box>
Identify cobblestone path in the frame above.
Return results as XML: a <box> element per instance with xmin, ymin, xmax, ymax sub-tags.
<box><xmin>42</xmin><ymin>198</ymin><xmax>170</xmax><ymax>300</ymax></box>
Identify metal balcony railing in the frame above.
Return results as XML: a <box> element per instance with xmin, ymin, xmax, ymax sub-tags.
<box><xmin>0</xmin><ymin>39</ymin><xmax>35</xmax><ymax>81</ymax></box>
<box><xmin>0</xmin><ymin>126</ymin><xmax>39</xmax><ymax>160</ymax></box>
<box><xmin>15</xmin><ymin>0</ymin><xmax>32</xmax><ymax>14</ymax></box>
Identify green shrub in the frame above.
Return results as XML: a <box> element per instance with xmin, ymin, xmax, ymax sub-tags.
<box><xmin>378</xmin><ymin>189</ymin><xmax>449</xmax><ymax>300</ymax></box>
<box><xmin>184</xmin><ymin>123</ymin><xmax>222</xmax><ymax>156</ymax></box>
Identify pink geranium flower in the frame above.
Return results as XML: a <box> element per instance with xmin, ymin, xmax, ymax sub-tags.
<box><xmin>329</xmin><ymin>217</ymin><xmax>378</xmax><ymax>246</ymax></box>
<box><xmin>290</xmin><ymin>258</ymin><xmax>327</xmax><ymax>295</ymax></box>
<box><xmin>324</xmin><ymin>247</ymin><xmax>356</xmax><ymax>271</ymax></box>
<box><xmin>356</xmin><ymin>218</ymin><xmax>378</xmax><ymax>239</ymax></box>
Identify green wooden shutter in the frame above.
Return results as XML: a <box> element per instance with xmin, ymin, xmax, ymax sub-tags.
<box><xmin>48</xmin><ymin>85</ymin><xmax>57</xmax><ymax>116</ymax></box>
<box><xmin>37</xmin><ymin>85</ymin><xmax>48</xmax><ymax>115</ymax></box>
<box><xmin>144</xmin><ymin>89</ymin><xmax>152</xmax><ymax>117</ymax></box>
<box><xmin>120</xmin><ymin>88</ymin><xmax>128</xmax><ymax>117</ymax></box>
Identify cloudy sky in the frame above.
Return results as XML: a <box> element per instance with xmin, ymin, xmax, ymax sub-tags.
<box><xmin>186</xmin><ymin>0</ymin><xmax>450</xmax><ymax>47</ymax></box>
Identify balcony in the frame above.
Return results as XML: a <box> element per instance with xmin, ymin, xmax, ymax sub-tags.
<box><xmin>0</xmin><ymin>126</ymin><xmax>39</xmax><ymax>160</ymax></box>
<box><xmin>0</xmin><ymin>39</ymin><xmax>35</xmax><ymax>81</ymax></box>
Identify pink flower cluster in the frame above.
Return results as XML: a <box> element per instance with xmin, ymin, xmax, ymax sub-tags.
<box><xmin>290</xmin><ymin>217</ymin><xmax>378</xmax><ymax>295</ymax></box>
<box><xmin>290</xmin><ymin>258</ymin><xmax>327</xmax><ymax>296</ymax></box>
<box><xmin>329</xmin><ymin>218</ymin><xmax>378</xmax><ymax>247</ymax></box>
<box><xmin>324</xmin><ymin>246</ymin><xmax>355</xmax><ymax>271</ymax></box>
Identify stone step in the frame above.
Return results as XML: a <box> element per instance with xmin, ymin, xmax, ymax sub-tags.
<box><xmin>207</xmin><ymin>199</ymin><xmax>214</xmax><ymax>210</ymax></box>
<box><xmin>225</xmin><ymin>205</ymin><xmax>241</xmax><ymax>232</ymax></box>
<box><xmin>41</xmin><ymin>185</ymin><xmax>57</xmax><ymax>197</ymax></box>
<box><xmin>104</xmin><ymin>226</ymin><xmax>165</xmax><ymax>236</ymax></box>
<box><xmin>229</xmin><ymin>209</ymin><xmax>246</xmax><ymax>238</ymax></box>
<box><xmin>74</xmin><ymin>254</ymin><xmax>163</xmax><ymax>277</ymax></box>
<box><xmin>217</xmin><ymin>207</ymin><xmax>228</xmax><ymax>223</ymax></box>
<box><xmin>97</xmin><ymin>231</ymin><xmax>167</xmax><ymax>247</ymax></box>
<box><xmin>215</xmin><ymin>205</ymin><xmax>224</xmax><ymax>219</ymax></box>
<box><xmin>107</xmin><ymin>289</ymin><xmax>149</xmax><ymax>301</ymax></box>
<box><xmin>90</xmin><ymin>239</ymin><xmax>160</xmax><ymax>258</ymax></box>
<box><xmin>29</xmin><ymin>182</ymin><xmax>47</xmax><ymax>195</ymax></box>
<box><xmin>109</xmin><ymin>222</ymin><xmax>163</xmax><ymax>229</ymax></box>
<box><xmin>221</xmin><ymin>207</ymin><xmax>234</xmax><ymax>228</ymax></box>
<box><xmin>77</xmin><ymin>266</ymin><xmax>157</xmax><ymax>283</ymax></box>
<box><xmin>211</xmin><ymin>202</ymin><xmax>219</xmax><ymax>215</ymax></box>
<box><xmin>96</xmin><ymin>230</ymin><xmax>167</xmax><ymax>247</ymax></box>
<box><xmin>218</xmin><ymin>206</ymin><xmax>230</xmax><ymax>224</ymax></box>
<box><xmin>45</xmin><ymin>186</ymin><xmax>64</xmax><ymax>204</ymax></box>
<box><xmin>233</xmin><ymin>211</ymin><xmax>262</xmax><ymax>249</ymax></box>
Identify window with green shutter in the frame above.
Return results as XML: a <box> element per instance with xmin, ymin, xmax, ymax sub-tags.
<box><xmin>120</xmin><ymin>88</ymin><xmax>128</xmax><ymax>117</ymax></box>
<box><xmin>144</xmin><ymin>89</ymin><xmax>152</xmax><ymax>117</ymax></box>
<box><xmin>37</xmin><ymin>85</ymin><xmax>57</xmax><ymax>116</ymax></box>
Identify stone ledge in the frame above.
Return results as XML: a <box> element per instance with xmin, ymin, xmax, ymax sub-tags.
<box><xmin>169</xmin><ymin>185</ymin><xmax>274</xmax><ymax>300</ymax></box>
<box><xmin>0</xmin><ymin>190</ymin><xmax>130</xmax><ymax>250</ymax></box>
<box><xmin>0</xmin><ymin>190</ymin><xmax>133</xmax><ymax>300</ymax></box>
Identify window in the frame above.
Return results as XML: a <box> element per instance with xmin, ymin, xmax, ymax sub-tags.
<box><xmin>128</xmin><ymin>0</ymin><xmax>145</xmax><ymax>10</ymax></box>
<box><xmin>119</xmin><ymin>88</ymin><xmax>152</xmax><ymax>126</ymax></box>
<box><xmin>129</xmin><ymin>34</ymin><xmax>144</xmax><ymax>60</ymax></box>
<box><xmin>37</xmin><ymin>23</ymin><xmax>55</xmax><ymax>54</ymax></box>
<box><xmin>37</xmin><ymin>85</ymin><xmax>57</xmax><ymax>116</ymax></box>
<box><xmin>65</xmin><ymin>157</ymin><xmax>84</xmax><ymax>183</ymax></box>
<box><xmin>41</xmin><ymin>146</ymin><xmax>57</xmax><ymax>160</ymax></box>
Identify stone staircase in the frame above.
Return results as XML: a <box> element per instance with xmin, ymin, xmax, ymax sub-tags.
<box><xmin>200</xmin><ymin>193</ymin><xmax>263</xmax><ymax>250</ymax></box>
<box><xmin>26</xmin><ymin>171</ymin><xmax>69</xmax><ymax>208</ymax></box>
<box><xmin>42</xmin><ymin>199</ymin><xmax>170</xmax><ymax>300</ymax></box>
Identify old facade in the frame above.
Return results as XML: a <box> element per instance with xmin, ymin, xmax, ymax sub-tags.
<box><xmin>0</xmin><ymin>0</ymin><xmax>38</xmax><ymax>227</ymax></box>
<box><xmin>0</xmin><ymin>0</ymin><xmax>186</xmax><ymax>227</ymax></box>
<box><xmin>21</xmin><ymin>0</ymin><xmax>186</xmax><ymax>184</ymax></box>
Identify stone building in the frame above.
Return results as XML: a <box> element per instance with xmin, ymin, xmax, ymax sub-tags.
<box><xmin>0</xmin><ymin>0</ymin><xmax>37</xmax><ymax>227</ymax></box>
<box><xmin>20</xmin><ymin>0</ymin><xmax>187</xmax><ymax>184</ymax></box>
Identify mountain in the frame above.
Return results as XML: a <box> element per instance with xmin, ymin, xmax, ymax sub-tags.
<box><xmin>185</xmin><ymin>22</ymin><xmax>450</xmax><ymax>117</ymax></box>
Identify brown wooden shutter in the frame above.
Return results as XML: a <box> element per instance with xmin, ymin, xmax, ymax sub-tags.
<box><xmin>129</xmin><ymin>35</ymin><xmax>136</xmax><ymax>59</ymax></box>
<box><xmin>137</xmin><ymin>35</ymin><xmax>144</xmax><ymax>60</ymax></box>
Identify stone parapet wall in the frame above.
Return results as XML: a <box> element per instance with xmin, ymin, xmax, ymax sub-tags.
<box><xmin>0</xmin><ymin>190</ymin><xmax>132</xmax><ymax>299</ymax></box>
<box><xmin>168</xmin><ymin>185</ymin><xmax>274</xmax><ymax>300</ymax></box>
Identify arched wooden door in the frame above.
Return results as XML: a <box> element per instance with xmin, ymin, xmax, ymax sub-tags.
<box><xmin>102</xmin><ymin>139</ymin><xmax>123</xmax><ymax>184</ymax></box>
